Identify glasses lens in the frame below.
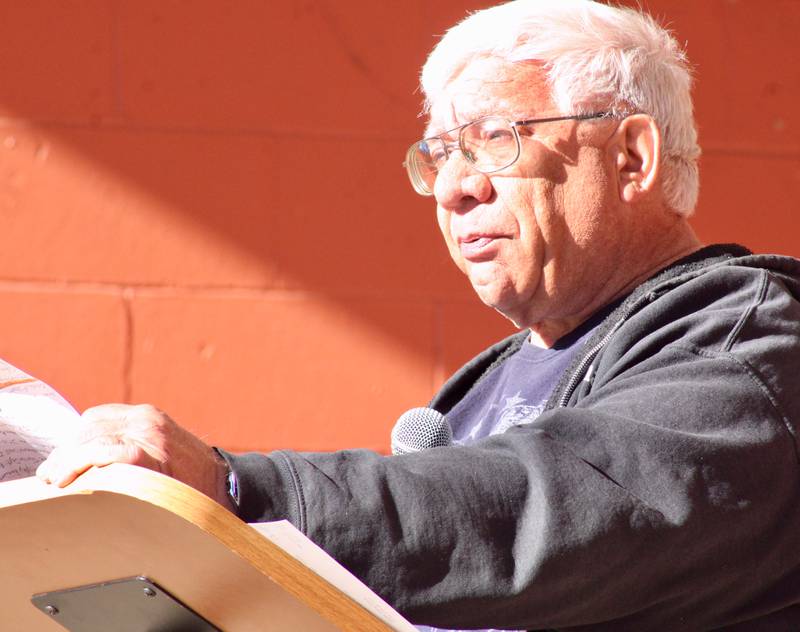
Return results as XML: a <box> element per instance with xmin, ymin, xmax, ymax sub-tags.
<box><xmin>461</xmin><ymin>117</ymin><xmax>519</xmax><ymax>173</ymax></box>
<box><xmin>404</xmin><ymin>118</ymin><xmax>521</xmax><ymax>196</ymax></box>
<box><xmin>405</xmin><ymin>140</ymin><xmax>439</xmax><ymax>196</ymax></box>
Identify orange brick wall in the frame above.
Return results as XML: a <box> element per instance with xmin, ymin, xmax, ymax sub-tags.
<box><xmin>0</xmin><ymin>2</ymin><xmax>797</xmax><ymax>454</ymax></box>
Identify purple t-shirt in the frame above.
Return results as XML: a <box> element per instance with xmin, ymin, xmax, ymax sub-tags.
<box><xmin>416</xmin><ymin>316</ymin><xmax>602</xmax><ymax>632</ymax></box>
<box><xmin>449</xmin><ymin>318</ymin><xmax>599</xmax><ymax>445</ymax></box>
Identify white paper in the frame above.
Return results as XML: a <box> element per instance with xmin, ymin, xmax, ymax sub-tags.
<box><xmin>0</xmin><ymin>361</ymin><xmax>79</xmax><ymax>482</ymax></box>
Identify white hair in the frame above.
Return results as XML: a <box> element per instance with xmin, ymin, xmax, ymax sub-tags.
<box><xmin>420</xmin><ymin>0</ymin><xmax>700</xmax><ymax>215</ymax></box>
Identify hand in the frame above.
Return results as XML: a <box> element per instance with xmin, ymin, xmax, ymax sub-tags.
<box><xmin>36</xmin><ymin>403</ymin><xmax>233</xmax><ymax>510</ymax></box>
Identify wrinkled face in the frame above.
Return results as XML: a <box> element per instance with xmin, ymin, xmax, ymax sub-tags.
<box><xmin>428</xmin><ymin>57</ymin><xmax>623</xmax><ymax>329</ymax></box>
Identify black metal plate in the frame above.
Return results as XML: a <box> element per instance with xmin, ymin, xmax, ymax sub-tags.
<box><xmin>31</xmin><ymin>576</ymin><xmax>220</xmax><ymax>632</ymax></box>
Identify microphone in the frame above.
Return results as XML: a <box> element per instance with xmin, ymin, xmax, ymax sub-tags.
<box><xmin>391</xmin><ymin>407</ymin><xmax>453</xmax><ymax>455</ymax></box>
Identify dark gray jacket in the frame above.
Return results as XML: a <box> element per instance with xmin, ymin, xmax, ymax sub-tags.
<box><xmin>221</xmin><ymin>245</ymin><xmax>800</xmax><ymax>631</ymax></box>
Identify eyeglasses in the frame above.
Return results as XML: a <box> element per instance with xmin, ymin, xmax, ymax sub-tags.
<box><xmin>404</xmin><ymin>112</ymin><xmax>612</xmax><ymax>196</ymax></box>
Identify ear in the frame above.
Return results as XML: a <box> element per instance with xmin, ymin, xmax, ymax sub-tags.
<box><xmin>611</xmin><ymin>114</ymin><xmax>661</xmax><ymax>204</ymax></box>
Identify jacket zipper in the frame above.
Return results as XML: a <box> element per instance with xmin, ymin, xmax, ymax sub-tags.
<box><xmin>557</xmin><ymin>293</ymin><xmax>658</xmax><ymax>407</ymax></box>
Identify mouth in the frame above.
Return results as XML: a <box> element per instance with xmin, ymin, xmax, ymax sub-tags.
<box><xmin>457</xmin><ymin>234</ymin><xmax>505</xmax><ymax>261</ymax></box>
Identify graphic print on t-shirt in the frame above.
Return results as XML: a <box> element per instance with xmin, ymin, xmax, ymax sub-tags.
<box><xmin>494</xmin><ymin>392</ymin><xmax>547</xmax><ymax>434</ymax></box>
<box><xmin>448</xmin><ymin>313</ymin><xmax>607</xmax><ymax>446</ymax></box>
<box><xmin>462</xmin><ymin>391</ymin><xmax>546</xmax><ymax>442</ymax></box>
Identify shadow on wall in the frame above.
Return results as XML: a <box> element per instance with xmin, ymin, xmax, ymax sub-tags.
<box><xmin>0</xmin><ymin>2</ymin><xmax>486</xmax><ymax>296</ymax></box>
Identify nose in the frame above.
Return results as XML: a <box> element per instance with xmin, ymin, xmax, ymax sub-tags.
<box><xmin>433</xmin><ymin>153</ymin><xmax>493</xmax><ymax>211</ymax></box>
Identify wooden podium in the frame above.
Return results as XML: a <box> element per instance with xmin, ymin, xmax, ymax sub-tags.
<box><xmin>0</xmin><ymin>463</ymin><xmax>417</xmax><ymax>631</ymax></box>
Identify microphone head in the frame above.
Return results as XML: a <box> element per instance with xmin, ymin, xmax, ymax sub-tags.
<box><xmin>391</xmin><ymin>407</ymin><xmax>452</xmax><ymax>455</ymax></box>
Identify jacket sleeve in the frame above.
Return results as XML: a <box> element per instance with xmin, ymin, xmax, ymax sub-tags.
<box><xmin>218</xmin><ymin>268</ymin><xmax>800</xmax><ymax>630</ymax></box>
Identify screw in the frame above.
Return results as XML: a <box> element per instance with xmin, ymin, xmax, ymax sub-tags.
<box><xmin>143</xmin><ymin>587</ymin><xmax>157</xmax><ymax>598</ymax></box>
<box><xmin>44</xmin><ymin>605</ymin><xmax>59</xmax><ymax>616</ymax></box>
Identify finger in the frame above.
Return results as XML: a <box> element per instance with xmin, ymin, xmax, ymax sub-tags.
<box><xmin>37</xmin><ymin>441</ymin><xmax>161</xmax><ymax>488</ymax></box>
<box><xmin>58</xmin><ymin>404</ymin><xmax>128</xmax><ymax>448</ymax></box>
<box><xmin>76</xmin><ymin>404</ymin><xmax>138</xmax><ymax>442</ymax></box>
<box><xmin>74</xmin><ymin>404</ymin><xmax>170</xmax><ymax>463</ymax></box>
<box><xmin>81</xmin><ymin>403</ymin><xmax>136</xmax><ymax>423</ymax></box>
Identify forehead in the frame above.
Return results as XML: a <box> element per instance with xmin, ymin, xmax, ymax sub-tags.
<box><xmin>425</xmin><ymin>57</ymin><xmax>554</xmax><ymax>136</ymax></box>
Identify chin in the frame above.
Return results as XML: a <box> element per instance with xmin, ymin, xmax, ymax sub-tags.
<box><xmin>496</xmin><ymin>310</ymin><xmax>529</xmax><ymax>329</ymax></box>
<box><xmin>473</xmin><ymin>287</ymin><xmax>524</xmax><ymax>327</ymax></box>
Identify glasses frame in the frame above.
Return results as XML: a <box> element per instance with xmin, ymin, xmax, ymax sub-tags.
<box><xmin>404</xmin><ymin>111</ymin><xmax>613</xmax><ymax>196</ymax></box>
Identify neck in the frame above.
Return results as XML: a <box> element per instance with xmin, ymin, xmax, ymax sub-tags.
<box><xmin>528</xmin><ymin>220</ymin><xmax>703</xmax><ymax>348</ymax></box>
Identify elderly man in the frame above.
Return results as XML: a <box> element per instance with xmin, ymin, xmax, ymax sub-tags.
<box><xmin>39</xmin><ymin>0</ymin><xmax>800</xmax><ymax>629</ymax></box>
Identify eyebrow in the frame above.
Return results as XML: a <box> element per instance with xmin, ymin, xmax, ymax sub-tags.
<box><xmin>422</xmin><ymin>97</ymin><xmax>531</xmax><ymax>139</ymax></box>
<box><xmin>423</xmin><ymin>108</ymin><xmax>496</xmax><ymax>139</ymax></box>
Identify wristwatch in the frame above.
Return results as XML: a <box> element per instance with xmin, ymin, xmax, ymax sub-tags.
<box><xmin>213</xmin><ymin>447</ymin><xmax>240</xmax><ymax>509</ymax></box>
<box><xmin>226</xmin><ymin>467</ymin><xmax>240</xmax><ymax>509</ymax></box>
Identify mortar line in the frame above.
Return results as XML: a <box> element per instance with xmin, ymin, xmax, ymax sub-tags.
<box><xmin>121</xmin><ymin>286</ymin><xmax>134</xmax><ymax>404</ymax></box>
